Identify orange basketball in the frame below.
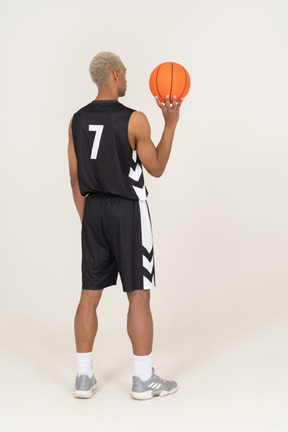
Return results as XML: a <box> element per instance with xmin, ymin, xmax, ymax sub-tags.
<box><xmin>149</xmin><ymin>62</ymin><xmax>190</xmax><ymax>103</ymax></box>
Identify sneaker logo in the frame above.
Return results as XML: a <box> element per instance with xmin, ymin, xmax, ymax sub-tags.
<box><xmin>148</xmin><ymin>382</ymin><xmax>162</xmax><ymax>389</ymax></box>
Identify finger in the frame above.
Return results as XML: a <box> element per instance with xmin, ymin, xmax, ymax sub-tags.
<box><xmin>155</xmin><ymin>96</ymin><xmax>164</xmax><ymax>109</ymax></box>
<box><xmin>165</xmin><ymin>95</ymin><xmax>170</xmax><ymax>108</ymax></box>
<box><xmin>172</xmin><ymin>95</ymin><xmax>177</xmax><ymax>108</ymax></box>
<box><xmin>176</xmin><ymin>97</ymin><xmax>184</xmax><ymax>110</ymax></box>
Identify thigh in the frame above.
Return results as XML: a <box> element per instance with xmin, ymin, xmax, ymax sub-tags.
<box><xmin>81</xmin><ymin>193</ymin><xmax>118</xmax><ymax>290</ymax></box>
<box><xmin>103</xmin><ymin>197</ymin><xmax>156</xmax><ymax>292</ymax></box>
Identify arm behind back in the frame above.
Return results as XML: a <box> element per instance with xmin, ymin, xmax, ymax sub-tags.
<box><xmin>67</xmin><ymin>116</ymin><xmax>78</xmax><ymax>183</ymax></box>
<box><xmin>67</xmin><ymin>115</ymin><xmax>87</xmax><ymax>223</ymax></box>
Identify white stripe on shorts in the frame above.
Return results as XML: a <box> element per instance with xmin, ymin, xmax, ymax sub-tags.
<box><xmin>138</xmin><ymin>200</ymin><xmax>155</xmax><ymax>289</ymax></box>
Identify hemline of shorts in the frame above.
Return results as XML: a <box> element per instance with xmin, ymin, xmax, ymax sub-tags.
<box><xmin>82</xmin><ymin>279</ymin><xmax>117</xmax><ymax>291</ymax></box>
<box><xmin>82</xmin><ymin>281</ymin><xmax>154</xmax><ymax>292</ymax></box>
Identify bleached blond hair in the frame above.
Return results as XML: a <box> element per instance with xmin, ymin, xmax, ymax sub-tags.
<box><xmin>89</xmin><ymin>51</ymin><xmax>124</xmax><ymax>88</ymax></box>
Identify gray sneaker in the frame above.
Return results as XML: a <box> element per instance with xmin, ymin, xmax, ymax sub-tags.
<box><xmin>74</xmin><ymin>373</ymin><xmax>98</xmax><ymax>398</ymax></box>
<box><xmin>131</xmin><ymin>367</ymin><xmax>179</xmax><ymax>400</ymax></box>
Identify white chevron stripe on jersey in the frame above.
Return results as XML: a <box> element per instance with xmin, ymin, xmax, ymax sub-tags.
<box><xmin>128</xmin><ymin>163</ymin><xmax>142</xmax><ymax>181</ymax></box>
<box><xmin>132</xmin><ymin>150</ymin><xmax>137</xmax><ymax>163</ymax></box>
<box><xmin>129</xmin><ymin>149</ymin><xmax>147</xmax><ymax>201</ymax></box>
<box><xmin>132</xmin><ymin>184</ymin><xmax>147</xmax><ymax>202</ymax></box>
<box><xmin>143</xmin><ymin>255</ymin><xmax>154</xmax><ymax>273</ymax></box>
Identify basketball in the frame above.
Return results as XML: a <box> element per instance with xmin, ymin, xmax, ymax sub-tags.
<box><xmin>149</xmin><ymin>62</ymin><xmax>190</xmax><ymax>103</ymax></box>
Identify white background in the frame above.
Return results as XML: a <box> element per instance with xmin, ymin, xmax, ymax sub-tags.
<box><xmin>0</xmin><ymin>0</ymin><xmax>287</xmax><ymax>431</ymax></box>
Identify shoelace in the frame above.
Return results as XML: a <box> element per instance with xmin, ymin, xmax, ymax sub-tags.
<box><xmin>153</xmin><ymin>373</ymin><xmax>169</xmax><ymax>384</ymax></box>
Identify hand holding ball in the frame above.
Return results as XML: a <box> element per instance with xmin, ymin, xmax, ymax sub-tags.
<box><xmin>149</xmin><ymin>62</ymin><xmax>190</xmax><ymax>103</ymax></box>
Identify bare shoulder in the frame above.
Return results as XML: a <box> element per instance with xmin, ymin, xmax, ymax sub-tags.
<box><xmin>129</xmin><ymin>111</ymin><xmax>151</xmax><ymax>135</ymax></box>
<box><xmin>131</xmin><ymin>110</ymin><xmax>150</xmax><ymax>123</ymax></box>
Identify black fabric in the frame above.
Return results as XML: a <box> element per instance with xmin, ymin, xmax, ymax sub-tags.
<box><xmin>71</xmin><ymin>100</ymin><xmax>148</xmax><ymax>200</ymax></box>
<box><xmin>81</xmin><ymin>191</ymin><xmax>154</xmax><ymax>292</ymax></box>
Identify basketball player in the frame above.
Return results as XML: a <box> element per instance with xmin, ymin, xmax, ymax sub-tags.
<box><xmin>67</xmin><ymin>52</ymin><xmax>183</xmax><ymax>400</ymax></box>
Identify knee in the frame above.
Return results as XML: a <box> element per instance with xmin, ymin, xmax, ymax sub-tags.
<box><xmin>127</xmin><ymin>289</ymin><xmax>150</xmax><ymax>305</ymax></box>
<box><xmin>79</xmin><ymin>289</ymin><xmax>103</xmax><ymax>309</ymax></box>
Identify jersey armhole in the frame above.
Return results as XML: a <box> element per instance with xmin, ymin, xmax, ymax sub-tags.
<box><xmin>127</xmin><ymin>109</ymin><xmax>137</xmax><ymax>152</ymax></box>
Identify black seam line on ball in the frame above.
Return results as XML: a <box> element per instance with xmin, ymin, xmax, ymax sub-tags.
<box><xmin>156</xmin><ymin>64</ymin><xmax>166</xmax><ymax>102</ymax></box>
<box><xmin>169</xmin><ymin>62</ymin><xmax>173</xmax><ymax>101</ymax></box>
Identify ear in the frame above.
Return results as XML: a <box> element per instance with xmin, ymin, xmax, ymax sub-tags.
<box><xmin>112</xmin><ymin>69</ymin><xmax>119</xmax><ymax>81</ymax></box>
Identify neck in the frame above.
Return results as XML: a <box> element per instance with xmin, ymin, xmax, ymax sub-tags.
<box><xmin>94</xmin><ymin>86</ymin><xmax>118</xmax><ymax>101</ymax></box>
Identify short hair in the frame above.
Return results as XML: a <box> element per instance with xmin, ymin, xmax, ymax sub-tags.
<box><xmin>89</xmin><ymin>51</ymin><xmax>124</xmax><ymax>88</ymax></box>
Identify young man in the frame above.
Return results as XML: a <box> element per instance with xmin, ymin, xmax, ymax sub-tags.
<box><xmin>67</xmin><ymin>51</ymin><xmax>183</xmax><ymax>400</ymax></box>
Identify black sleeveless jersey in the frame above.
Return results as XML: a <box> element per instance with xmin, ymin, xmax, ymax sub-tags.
<box><xmin>71</xmin><ymin>100</ymin><xmax>148</xmax><ymax>201</ymax></box>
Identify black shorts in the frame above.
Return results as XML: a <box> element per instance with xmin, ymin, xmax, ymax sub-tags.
<box><xmin>81</xmin><ymin>191</ymin><xmax>156</xmax><ymax>292</ymax></box>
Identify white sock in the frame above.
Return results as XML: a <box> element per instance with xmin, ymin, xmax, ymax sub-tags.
<box><xmin>133</xmin><ymin>352</ymin><xmax>153</xmax><ymax>381</ymax></box>
<box><xmin>76</xmin><ymin>352</ymin><xmax>93</xmax><ymax>378</ymax></box>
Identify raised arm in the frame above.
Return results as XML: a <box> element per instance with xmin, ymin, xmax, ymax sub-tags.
<box><xmin>128</xmin><ymin>95</ymin><xmax>183</xmax><ymax>177</ymax></box>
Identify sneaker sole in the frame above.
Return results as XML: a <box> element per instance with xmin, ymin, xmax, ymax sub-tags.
<box><xmin>131</xmin><ymin>385</ymin><xmax>179</xmax><ymax>400</ymax></box>
<box><xmin>74</xmin><ymin>382</ymin><xmax>98</xmax><ymax>399</ymax></box>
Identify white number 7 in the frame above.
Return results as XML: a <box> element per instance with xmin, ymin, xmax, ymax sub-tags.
<box><xmin>89</xmin><ymin>125</ymin><xmax>104</xmax><ymax>159</ymax></box>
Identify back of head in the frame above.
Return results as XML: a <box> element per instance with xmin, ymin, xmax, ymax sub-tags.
<box><xmin>89</xmin><ymin>51</ymin><xmax>123</xmax><ymax>89</ymax></box>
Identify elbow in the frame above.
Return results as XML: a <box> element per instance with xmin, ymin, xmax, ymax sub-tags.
<box><xmin>153</xmin><ymin>165</ymin><xmax>164</xmax><ymax>178</ymax></box>
<box><xmin>145</xmin><ymin>166</ymin><xmax>162</xmax><ymax>178</ymax></box>
<box><xmin>149</xmin><ymin>161</ymin><xmax>164</xmax><ymax>177</ymax></box>
<box><xmin>149</xmin><ymin>168</ymin><xmax>162</xmax><ymax>178</ymax></box>
<box><xmin>153</xmin><ymin>170</ymin><xmax>163</xmax><ymax>178</ymax></box>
